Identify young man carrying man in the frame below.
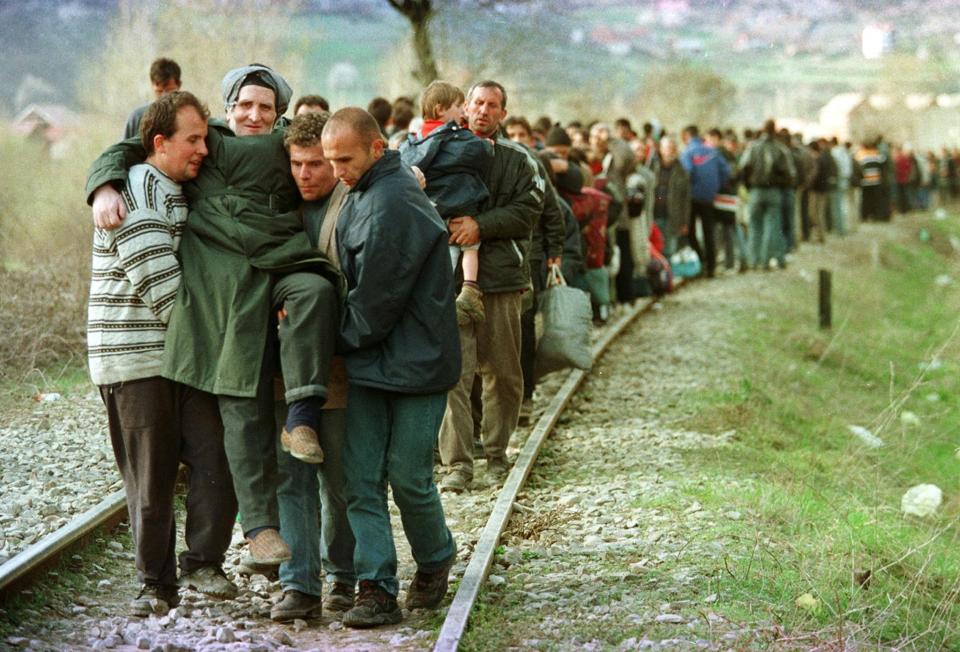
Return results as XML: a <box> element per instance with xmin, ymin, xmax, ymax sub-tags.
<box><xmin>87</xmin><ymin>65</ymin><xmax>342</xmax><ymax>568</ymax></box>
<box><xmin>321</xmin><ymin>107</ymin><xmax>460</xmax><ymax>628</ymax></box>
<box><xmin>88</xmin><ymin>91</ymin><xmax>238</xmax><ymax>616</ymax></box>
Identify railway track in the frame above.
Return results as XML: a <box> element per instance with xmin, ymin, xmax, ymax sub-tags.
<box><xmin>0</xmin><ymin>282</ymin><xmax>682</xmax><ymax>649</ymax></box>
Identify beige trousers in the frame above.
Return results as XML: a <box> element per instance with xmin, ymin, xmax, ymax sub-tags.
<box><xmin>439</xmin><ymin>291</ymin><xmax>523</xmax><ymax>478</ymax></box>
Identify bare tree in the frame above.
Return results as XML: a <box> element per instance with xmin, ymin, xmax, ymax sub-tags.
<box><xmin>386</xmin><ymin>0</ymin><xmax>439</xmax><ymax>85</ymax></box>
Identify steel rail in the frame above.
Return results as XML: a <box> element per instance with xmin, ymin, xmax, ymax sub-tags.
<box><xmin>434</xmin><ymin>285</ymin><xmax>679</xmax><ymax>651</ymax></box>
<box><xmin>0</xmin><ymin>490</ymin><xmax>127</xmax><ymax>598</ymax></box>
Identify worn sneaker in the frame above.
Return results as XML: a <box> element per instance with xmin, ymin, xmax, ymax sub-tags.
<box><xmin>281</xmin><ymin>425</ymin><xmax>324</xmax><ymax>464</ymax></box>
<box><xmin>343</xmin><ymin>580</ymin><xmax>402</xmax><ymax>628</ymax></box>
<box><xmin>178</xmin><ymin>566</ymin><xmax>238</xmax><ymax>599</ymax></box>
<box><xmin>485</xmin><ymin>456</ymin><xmax>511</xmax><ymax>482</ymax></box>
<box><xmin>130</xmin><ymin>584</ymin><xmax>179</xmax><ymax>618</ymax></box>
<box><xmin>236</xmin><ymin>554</ymin><xmax>280</xmax><ymax>581</ymax></box>
<box><xmin>323</xmin><ymin>581</ymin><xmax>355</xmax><ymax>612</ymax></box>
<box><xmin>270</xmin><ymin>589</ymin><xmax>323</xmax><ymax>622</ymax></box>
<box><xmin>456</xmin><ymin>284</ymin><xmax>485</xmax><ymax>326</ymax></box>
<box><xmin>246</xmin><ymin>528</ymin><xmax>292</xmax><ymax>565</ymax></box>
<box><xmin>406</xmin><ymin>557</ymin><xmax>455</xmax><ymax>609</ymax></box>
<box><xmin>439</xmin><ymin>469</ymin><xmax>471</xmax><ymax>494</ymax></box>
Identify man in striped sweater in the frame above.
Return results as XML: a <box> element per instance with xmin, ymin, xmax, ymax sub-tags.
<box><xmin>87</xmin><ymin>91</ymin><xmax>238</xmax><ymax>617</ymax></box>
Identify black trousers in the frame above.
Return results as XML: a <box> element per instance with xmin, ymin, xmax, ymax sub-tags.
<box><xmin>101</xmin><ymin>377</ymin><xmax>237</xmax><ymax>587</ymax></box>
<box><xmin>689</xmin><ymin>200</ymin><xmax>718</xmax><ymax>277</ymax></box>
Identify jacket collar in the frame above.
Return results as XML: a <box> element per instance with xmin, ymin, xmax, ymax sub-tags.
<box><xmin>352</xmin><ymin>149</ymin><xmax>401</xmax><ymax>193</ymax></box>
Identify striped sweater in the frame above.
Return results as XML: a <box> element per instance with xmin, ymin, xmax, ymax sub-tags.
<box><xmin>87</xmin><ymin>164</ymin><xmax>187</xmax><ymax>385</ymax></box>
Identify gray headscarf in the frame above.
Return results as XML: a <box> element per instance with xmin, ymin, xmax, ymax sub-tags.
<box><xmin>221</xmin><ymin>64</ymin><xmax>293</xmax><ymax>119</ymax></box>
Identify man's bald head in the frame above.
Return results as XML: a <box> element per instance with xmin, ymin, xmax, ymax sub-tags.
<box><xmin>323</xmin><ymin>107</ymin><xmax>384</xmax><ymax>148</ymax></box>
<box><xmin>321</xmin><ymin>107</ymin><xmax>385</xmax><ymax>187</ymax></box>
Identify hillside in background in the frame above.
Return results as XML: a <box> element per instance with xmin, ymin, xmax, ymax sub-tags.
<box><xmin>3</xmin><ymin>0</ymin><xmax>959</xmax><ymax>127</ymax></box>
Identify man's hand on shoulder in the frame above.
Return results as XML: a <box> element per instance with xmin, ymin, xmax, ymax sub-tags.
<box><xmin>448</xmin><ymin>216</ymin><xmax>480</xmax><ymax>246</ymax></box>
<box><xmin>92</xmin><ymin>185</ymin><xmax>126</xmax><ymax>230</ymax></box>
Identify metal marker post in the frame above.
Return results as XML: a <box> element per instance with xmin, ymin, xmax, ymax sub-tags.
<box><xmin>819</xmin><ymin>268</ymin><xmax>831</xmax><ymax>329</ymax></box>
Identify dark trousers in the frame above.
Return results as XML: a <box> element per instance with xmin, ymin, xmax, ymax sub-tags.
<box><xmin>220</xmin><ymin>272</ymin><xmax>340</xmax><ymax>534</ymax></box>
<box><xmin>614</xmin><ymin>229</ymin><xmax>636</xmax><ymax>302</ymax></box>
<box><xmin>520</xmin><ymin>259</ymin><xmax>547</xmax><ymax>401</ymax></box>
<box><xmin>101</xmin><ymin>377</ymin><xmax>236</xmax><ymax>588</ymax></box>
<box><xmin>688</xmin><ymin>200</ymin><xmax>718</xmax><ymax>277</ymax></box>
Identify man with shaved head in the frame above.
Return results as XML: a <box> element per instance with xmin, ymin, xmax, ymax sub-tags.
<box><xmin>321</xmin><ymin>107</ymin><xmax>460</xmax><ymax>628</ymax></box>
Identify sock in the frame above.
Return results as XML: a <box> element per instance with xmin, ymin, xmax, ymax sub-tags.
<box><xmin>285</xmin><ymin>396</ymin><xmax>323</xmax><ymax>432</ymax></box>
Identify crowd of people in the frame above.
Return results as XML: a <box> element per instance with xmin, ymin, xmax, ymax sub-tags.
<box><xmin>85</xmin><ymin>57</ymin><xmax>922</xmax><ymax>631</ymax></box>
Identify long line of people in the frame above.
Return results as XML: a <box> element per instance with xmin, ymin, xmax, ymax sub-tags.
<box><xmin>88</xmin><ymin>57</ymin><xmax>929</xmax><ymax>634</ymax></box>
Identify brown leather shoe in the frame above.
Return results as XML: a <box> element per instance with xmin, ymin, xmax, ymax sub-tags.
<box><xmin>281</xmin><ymin>425</ymin><xmax>324</xmax><ymax>464</ymax></box>
<box><xmin>246</xmin><ymin>528</ymin><xmax>292</xmax><ymax>565</ymax></box>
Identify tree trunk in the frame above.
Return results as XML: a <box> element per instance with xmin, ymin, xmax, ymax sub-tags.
<box><xmin>387</xmin><ymin>0</ymin><xmax>439</xmax><ymax>85</ymax></box>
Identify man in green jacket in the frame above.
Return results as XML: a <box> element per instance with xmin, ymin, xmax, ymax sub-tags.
<box><xmin>437</xmin><ymin>80</ymin><xmax>544</xmax><ymax>493</ymax></box>
<box><xmin>86</xmin><ymin>65</ymin><xmax>342</xmax><ymax>567</ymax></box>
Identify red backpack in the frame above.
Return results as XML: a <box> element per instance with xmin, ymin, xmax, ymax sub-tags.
<box><xmin>562</xmin><ymin>187</ymin><xmax>609</xmax><ymax>269</ymax></box>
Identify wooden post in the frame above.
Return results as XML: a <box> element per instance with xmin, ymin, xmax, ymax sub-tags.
<box><xmin>819</xmin><ymin>269</ymin><xmax>832</xmax><ymax>329</ymax></box>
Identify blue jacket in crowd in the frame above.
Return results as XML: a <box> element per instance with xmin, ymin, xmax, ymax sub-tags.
<box><xmin>336</xmin><ymin>149</ymin><xmax>461</xmax><ymax>394</ymax></box>
<box><xmin>680</xmin><ymin>137</ymin><xmax>731</xmax><ymax>203</ymax></box>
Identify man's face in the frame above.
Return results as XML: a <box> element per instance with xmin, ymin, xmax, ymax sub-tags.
<box><xmin>590</xmin><ymin>128</ymin><xmax>609</xmax><ymax>156</ymax></box>
<box><xmin>152</xmin><ymin>78</ymin><xmax>180</xmax><ymax>99</ymax></box>
<box><xmin>547</xmin><ymin>144</ymin><xmax>570</xmax><ymax>160</ymax></box>
<box><xmin>660</xmin><ymin>138</ymin><xmax>677</xmax><ymax>165</ymax></box>
<box><xmin>321</xmin><ymin>127</ymin><xmax>384</xmax><ymax>188</ymax></box>
<box><xmin>705</xmin><ymin>133</ymin><xmax>720</xmax><ymax>148</ymax></box>
<box><xmin>228</xmin><ymin>85</ymin><xmax>278</xmax><ymax>136</ymax></box>
<box><xmin>153</xmin><ymin>106</ymin><xmax>208</xmax><ymax>182</ymax></box>
<box><xmin>506</xmin><ymin>124</ymin><xmax>533</xmax><ymax>148</ymax></box>
<box><xmin>289</xmin><ymin>142</ymin><xmax>338</xmax><ymax>201</ymax></box>
<box><xmin>466</xmin><ymin>85</ymin><xmax>506</xmax><ymax>137</ymax></box>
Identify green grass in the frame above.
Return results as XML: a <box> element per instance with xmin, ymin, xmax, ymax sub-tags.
<box><xmin>676</xmin><ymin>213</ymin><xmax>960</xmax><ymax>648</ymax></box>
<box><xmin>461</xmin><ymin>212</ymin><xmax>960</xmax><ymax>650</ymax></box>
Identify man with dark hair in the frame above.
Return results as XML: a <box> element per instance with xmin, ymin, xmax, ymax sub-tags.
<box><xmin>438</xmin><ymin>80</ymin><xmax>544</xmax><ymax>492</ymax></box>
<box><xmin>321</xmin><ymin>107</ymin><xmax>460</xmax><ymax>627</ymax></box>
<box><xmin>89</xmin><ymin>91</ymin><xmax>238</xmax><ymax>616</ymax></box>
<box><xmin>264</xmin><ymin>111</ymin><xmax>358</xmax><ymax>622</ymax></box>
<box><xmin>366</xmin><ymin>96</ymin><xmax>392</xmax><ymax>136</ymax></box>
<box><xmin>740</xmin><ymin>118</ymin><xmax>796</xmax><ymax>269</ymax></box>
<box><xmin>123</xmin><ymin>57</ymin><xmax>183</xmax><ymax>139</ymax></box>
<box><xmin>294</xmin><ymin>94</ymin><xmax>330</xmax><ymax>115</ymax></box>
<box><xmin>681</xmin><ymin>123</ymin><xmax>729</xmax><ymax>278</ymax></box>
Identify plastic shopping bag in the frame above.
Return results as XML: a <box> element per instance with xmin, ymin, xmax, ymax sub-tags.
<box><xmin>535</xmin><ymin>265</ymin><xmax>594</xmax><ymax>380</ymax></box>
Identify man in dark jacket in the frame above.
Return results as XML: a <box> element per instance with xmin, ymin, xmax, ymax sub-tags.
<box><xmin>438</xmin><ymin>81</ymin><xmax>544</xmax><ymax>493</ymax></box>
<box><xmin>740</xmin><ymin>119</ymin><xmax>797</xmax><ymax>269</ymax></box>
<box><xmin>680</xmin><ymin>125</ymin><xmax>730</xmax><ymax>278</ymax></box>
<box><xmin>321</xmin><ymin>108</ymin><xmax>459</xmax><ymax>628</ymax></box>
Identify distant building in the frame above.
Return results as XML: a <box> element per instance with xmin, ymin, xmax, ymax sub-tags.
<box><xmin>819</xmin><ymin>92</ymin><xmax>960</xmax><ymax>149</ymax></box>
<box><xmin>11</xmin><ymin>104</ymin><xmax>80</xmax><ymax>158</ymax></box>
<box><xmin>862</xmin><ymin>23</ymin><xmax>894</xmax><ymax>59</ymax></box>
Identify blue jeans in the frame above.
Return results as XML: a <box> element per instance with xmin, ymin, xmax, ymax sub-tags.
<box><xmin>830</xmin><ymin>187</ymin><xmax>847</xmax><ymax>235</ymax></box>
<box><xmin>749</xmin><ymin>187</ymin><xmax>785</xmax><ymax>267</ymax></box>
<box><xmin>780</xmin><ymin>189</ymin><xmax>796</xmax><ymax>251</ymax></box>
<box><xmin>344</xmin><ymin>385</ymin><xmax>456</xmax><ymax>597</ymax></box>
<box><xmin>275</xmin><ymin>406</ymin><xmax>356</xmax><ymax>596</ymax></box>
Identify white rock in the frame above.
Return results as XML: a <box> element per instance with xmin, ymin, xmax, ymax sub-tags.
<box><xmin>900</xmin><ymin>411</ymin><xmax>921</xmax><ymax>427</ymax></box>
<box><xmin>848</xmin><ymin>425</ymin><xmax>884</xmax><ymax>448</ymax></box>
<box><xmin>216</xmin><ymin>627</ymin><xmax>235</xmax><ymax>643</ymax></box>
<box><xmin>137</xmin><ymin>636</ymin><xmax>151</xmax><ymax>650</ymax></box>
<box><xmin>934</xmin><ymin>274</ymin><xmax>953</xmax><ymax>287</ymax></box>
<box><xmin>488</xmin><ymin>574</ymin><xmax>506</xmax><ymax>586</ymax></box>
<box><xmin>901</xmin><ymin>484</ymin><xmax>942</xmax><ymax>517</ymax></box>
<box><xmin>656</xmin><ymin>613</ymin><xmax>685</xmax><ymax>623</ymax></box>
